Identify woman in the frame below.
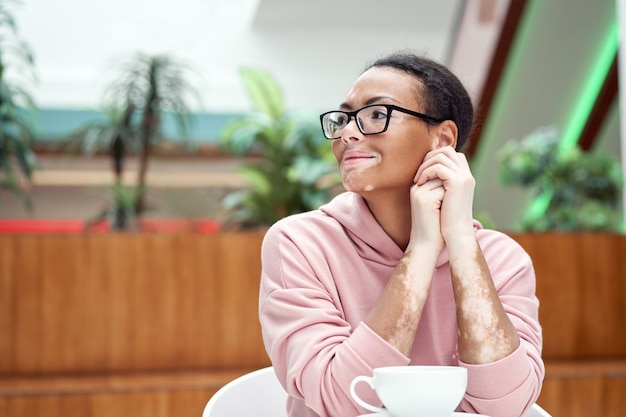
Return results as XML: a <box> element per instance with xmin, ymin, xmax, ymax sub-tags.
<box><xmin>259</xmin><ymin>52</ymin><xmax>544</xmax><ymax>417</ymax></box>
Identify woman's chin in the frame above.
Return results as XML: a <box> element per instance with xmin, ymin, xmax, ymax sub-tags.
<box><xmin>342</xmin><ymin>181</ymin><xmax>378</xmax><ymax>195</ymax></box>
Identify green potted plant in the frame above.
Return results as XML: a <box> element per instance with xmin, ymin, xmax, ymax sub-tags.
<box><xmin>497</xmin><ymin>126</ymin><xmax>623</xmax><ymax>232</ymax></box>
<box><xmin>0</xmin><ymin>0</ymin><xmax>38</xmax><ymax>210</ymax></box>
<box><xmin>219</xmin><ymin>68</ymin><xmax>339</xmax><ymax>229</ymax></box>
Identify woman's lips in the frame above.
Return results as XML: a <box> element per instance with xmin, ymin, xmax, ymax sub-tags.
<box><xmin>342</xmin><ymin>150</ymin><xmax>377</xmax><ymax>166</ymax></box>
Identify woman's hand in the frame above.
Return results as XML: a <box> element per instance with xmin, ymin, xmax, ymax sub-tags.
<box><xmin>415</xmin><ymin>147</ymin><xmax>521</xmax><ymax>364</ymax></box>
<box><xmin>414</xmin><ymin>146</ymin><xmax>475</xmax><ymax>242</ymax></box>
<box><xmin>407</xmin><ymin>178</ymin><xmax>445</xmax><ymax>253</ymax></box>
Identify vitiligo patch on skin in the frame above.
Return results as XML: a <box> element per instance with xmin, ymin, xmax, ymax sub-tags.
<box><xmin>338</xmin><ymin>153</ymin><xmax>381</xmax><ymax>192</ymax></box>
<box><xmin>453</xmin><ymin>246</ymin><xmax>519</xmax><ymax>363</ymax></box>
<box><xmin>458</xmin><ymin>287</ymin><xmax>510</xmax><ymax>362</ymax></box>
<box><xmin>382</xmin><ymin>252</ymin><xmax>430</xmax><ymax>352</ymax></box>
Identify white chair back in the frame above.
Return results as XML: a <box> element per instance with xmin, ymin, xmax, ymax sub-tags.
<box><xmin>524</xmin><ymin>403</ymin><xmax>552</xmax><ymax>417</ymax></box>
<box><xmin>202</xmin><ymin>367</ymin><xmax>288</xmax><ymax>417</ymax></box>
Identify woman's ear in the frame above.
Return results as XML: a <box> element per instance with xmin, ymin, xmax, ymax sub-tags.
<box><xmin>434</xmin><ymin>120</ymin><xmax>458</xmax><ymax>149</ymax></box>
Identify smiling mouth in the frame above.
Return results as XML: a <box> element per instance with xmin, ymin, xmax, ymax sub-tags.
<box><xmin>343</xmin><ymin>156</ymin><xmax>377</xmax><ymax>168</ymax></box>
<box><xmin>344</xmin><ymin>155</ymin><xmax>374</xmax><ymax>163</ymax></box>
<box><xmin>342</xmin><ymin>152</ymin><xmax>378</xmax><ymax>166</ymax></box>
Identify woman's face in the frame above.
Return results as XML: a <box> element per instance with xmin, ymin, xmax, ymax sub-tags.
<box><xmin>332</xmin><ymin>66</ymin><xmax>439</xmax><ymax>195</ymax></box>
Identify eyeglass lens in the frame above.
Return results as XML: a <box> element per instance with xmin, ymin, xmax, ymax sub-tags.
<box><xmin>322</xmin><ymin>105</ymin><xmax>390</xmax><ymax>139</ymax></box>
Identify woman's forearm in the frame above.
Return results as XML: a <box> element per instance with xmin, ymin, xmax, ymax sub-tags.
<box><xmin>448</xmin><ymin>235</ymin><xmax>520</xmax><ymax>364</ymax></box>
<box><xmin>364</xmin><ymin>245</ymin><xmax>439</xmax><ymax>356</ymax></box>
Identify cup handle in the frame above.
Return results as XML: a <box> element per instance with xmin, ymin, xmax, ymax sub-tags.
<box><xmin>350</xmin><ymin>375</ymin><xmax>388</xmax><ymax>415</ymax></box>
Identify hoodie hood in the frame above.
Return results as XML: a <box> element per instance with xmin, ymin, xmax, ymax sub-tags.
<box><xmin>320</xmin><ymin>192</ymin><xmax>402</xmax><ymax>266</ymax></box>
<box><xmin>319</xmin><ymin>192</ymin><xmax>483</xmax><ymax>268</ymax></box>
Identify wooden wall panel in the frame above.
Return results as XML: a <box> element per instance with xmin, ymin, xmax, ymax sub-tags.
<box><xmin>1</xmin><ymin>232</ymin><xmax>624</xmax><ymax>417</ymax></box>
<box><xmin>0</xmin><ymin>388</ymin><xmax>215</xmax><ymax>417</ymax></box>
<box><xmin>508</xmin><ymin>233</ymin><xmax>626</xmax><ymax>360</ymax></box>
<box><xmin>537</xmin><ymin>364</ymin><xmax>626</xmax><ymax>417</ymax></box>
<box><xmin>11</xmin><ymin>236</ymin><xmax>44</xmax><ymax>374</ymax></box>
<box><xmin>0</xmin><ymin>369</ymin><xmax>248</xmax><ymax>417</ymax></box>
<box><xmin>0</xmin><ymin>232</ymin><xmax>270</xmax><ymax>377</ymax></box>
<box><xmin>40</xmin><ymin>235</ymin><xmax>88</xmax><ymax>372</ymax></box>
<box><xmin>0</xmin><ymin>235</ymin><xmax>16</xmax><ymax>374</ymax></box>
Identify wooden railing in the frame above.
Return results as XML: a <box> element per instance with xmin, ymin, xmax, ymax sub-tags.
<box><xmin>0</xmin><ymin>232</ymin><xmax>624</xmax><ymax>417</ymax></box>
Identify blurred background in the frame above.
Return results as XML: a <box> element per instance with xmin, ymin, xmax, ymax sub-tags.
<box><xmin>1</xmin><ymin>2</ymin><xmax>625</xmax><ymax>417</ymax></box>
<box><xmin>0</xmin><ymin>0</ymin><xmax>622</xmax><ymax>232</ymax></box>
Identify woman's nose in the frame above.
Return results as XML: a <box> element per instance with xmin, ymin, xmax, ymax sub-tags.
<box><xmin>339</xmin><ymin>118</ymin><xmax>362</xmax><ymax>143</ymax></box>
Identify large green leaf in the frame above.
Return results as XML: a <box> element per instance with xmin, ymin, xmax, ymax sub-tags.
<box><xmin>237</xmin><ymin>165</ymin><xmax>272</xmax><ymax>196</ymax></box>
<box><xmin>240</xmin><ymin>68</ymin><xmax>284</xmax><ymax>120</ymax></box>
<box><xmin>288</xmin><ymin>156</ymin><xmax>334</xmax><ymax>185</ymax></box>
<box><xmin>218</xmin><ymin>67</ymin><xmax>340</xmax><ymax>228</ymax></box>
<box><xmin>220</xmin><ymin>114</ymin><xmax>274</xmax><ymax>155</ymax></box>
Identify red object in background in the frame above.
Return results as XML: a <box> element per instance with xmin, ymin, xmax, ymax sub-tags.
<box><xmin>0</xmin><ymin>219</ymin><xmax>220</xmax><ymax>234</ymax></box>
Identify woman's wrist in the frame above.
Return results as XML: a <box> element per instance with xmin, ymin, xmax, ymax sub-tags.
<box><xmin>444</xmin><ymin>232</ymin><xmax>478</xmax><ymax>257</ymax></box>
<box><xmin>404</xmin><ymin>239</ymin><xmax>443</xmax><ymax>263</ymax></box>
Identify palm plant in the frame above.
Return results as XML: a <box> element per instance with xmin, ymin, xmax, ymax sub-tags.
<box><xmin>104</xmin><ymin>52</ymin><xmax>202</xmax><ymax>215</ymax></box>
<box><xmin>220</xmin><ymin>68</ymin><xmax>339</xmax><ymax>228</ymax></box>
<box><xmin>0</xmin><ymin>0</ymin><xmax>38</xmax><ymax>210</ymax></box>
<box><xmin>65</xmin><ymin>104</ymin><xmax>137</xmax><ymax>181</ymax></box>
<box><xmin>67</xmin><ymin>52</ymin><xmax>201</xmax><ymax>229</ymax></box>
<box><xmin>64</xmin><ymin>104</ymin><xmax>139</xmax><ymax>229</ymax></box>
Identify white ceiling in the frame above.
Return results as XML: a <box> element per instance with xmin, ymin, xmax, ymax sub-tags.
<box><xmin>13</xmin><ymin>0</ymin><xmax>464</xmax><ymax>112</ymax></box>
<box><xmin>252</xmin><ymin>0</ymin><xmax>461</xmax><ymax>31</ymax></box>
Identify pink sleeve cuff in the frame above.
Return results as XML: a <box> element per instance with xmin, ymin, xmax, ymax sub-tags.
<box><xmin>345</xmin><ymin>322</ymin><xmax>411</xmax><ymax>368</ymax></box>
<box><xmin>460</xmin><ymin>344</ymin><xmax>531</xmax><ymax>399</ymax></box>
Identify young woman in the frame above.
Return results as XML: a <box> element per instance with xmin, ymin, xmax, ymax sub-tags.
<box><xmin>259</xmin><ymin>52</ymin><xmax>544</xmax><ymax>417</ymax></box>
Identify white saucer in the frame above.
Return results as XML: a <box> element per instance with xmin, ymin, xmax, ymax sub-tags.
<box><xmin>358</xmin><ymin>413</ymin><xmax>490</xmax><ymax>417</ymax></box>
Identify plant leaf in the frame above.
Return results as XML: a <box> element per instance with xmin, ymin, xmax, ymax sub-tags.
<box><xmin>240</xmin><ymin>67</ymin><xmax>284</xmax><ymax>120</ymax></box>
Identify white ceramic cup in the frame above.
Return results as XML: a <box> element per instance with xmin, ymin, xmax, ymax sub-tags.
<box><xmin>350</xmin><ymin>366</ymin><xmax>467</xmax><ymax>417</ymax></box>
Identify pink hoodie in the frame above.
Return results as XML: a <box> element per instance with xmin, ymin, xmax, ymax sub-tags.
<box><xmin>259</xmin><ymin>192</ymin><xmax>544</xmax><ymax>417</ymax></box>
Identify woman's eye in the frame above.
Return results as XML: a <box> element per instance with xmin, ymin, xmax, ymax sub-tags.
<box><xmin>371</xmin><ymin>110</ymin><xmax>388</xmax><ymax>120</ymax></box>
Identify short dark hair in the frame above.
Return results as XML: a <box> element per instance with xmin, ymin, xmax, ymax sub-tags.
<box><xmin>366</xmin><ymin>52</ymin><xmax>474</xmax><ymax>151</ymax></box>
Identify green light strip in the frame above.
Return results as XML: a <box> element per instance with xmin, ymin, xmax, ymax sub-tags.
<box><xmin>524</xmin><ymin>19</ymin><xmax>619</xmax><ymax>224</ymax></box>
<box><xmin>558</xmin><ymin>22</ymin><xmax>619</xmax><ymax>151</ymax></box>
<box><xmin>523</xmin><ymin>188</ymin><xmax>552</xmax><ymax>224</ymax></box>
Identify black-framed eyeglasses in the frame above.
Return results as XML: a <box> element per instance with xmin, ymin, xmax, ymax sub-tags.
<box><xmin>319</xmin><ymin>104</ymin><xmax>444</xmax><ymax>140</ymax></box>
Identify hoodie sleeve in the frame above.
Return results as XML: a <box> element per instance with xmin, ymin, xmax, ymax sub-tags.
<box><xmin>457</xmin><ymin>229</ymin><xmax>545</xmax><ymax>417</ymax></box>
<box><xmin>259</xmin><ymin>218</ymin><xmax>409</xmax><ymax>417</ymax></box>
